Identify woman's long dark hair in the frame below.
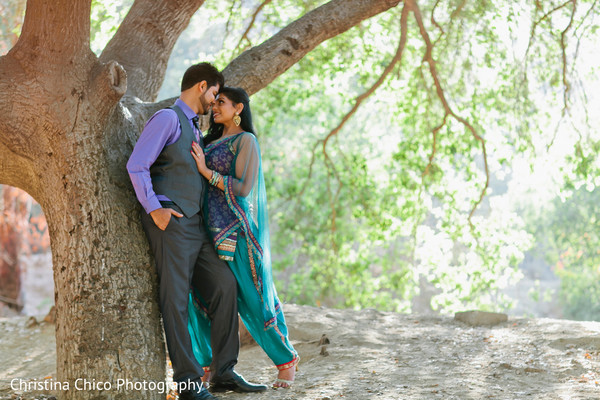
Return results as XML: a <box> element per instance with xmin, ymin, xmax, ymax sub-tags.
<box><xmin>203</xmin><ymin>87</ymin><xmax>256</xmax><ymax>145</ymax></box>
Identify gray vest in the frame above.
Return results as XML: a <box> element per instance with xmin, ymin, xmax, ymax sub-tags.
<box><xmin>150</xmin><ymin>105</ymin><xmax>205</xmax><ymax>218</ymax></box>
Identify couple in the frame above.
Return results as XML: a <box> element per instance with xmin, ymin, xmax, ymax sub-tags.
<box><xmin>127</xmin><ymin>63</ymin><xmax>298</xmax><ymax>400</ymax></box>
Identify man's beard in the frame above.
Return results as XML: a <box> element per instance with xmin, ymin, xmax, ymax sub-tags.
<box><xmin>198</xmin><ymin>93</ymin><xmax>210</xmax><ymax>115</ymax></box>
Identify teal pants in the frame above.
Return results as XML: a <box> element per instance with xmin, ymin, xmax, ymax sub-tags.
<box><xmin>188</xmin><ymin>237</ymin><xmax>298</xmax><ymax>370</ymax></box>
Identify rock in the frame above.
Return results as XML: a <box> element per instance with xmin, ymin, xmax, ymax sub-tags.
<box><xmin>454</xmin><ymin>310</ymin><xmax>508</xmax><ymax>326</ymax></box>
<box><xmin>318</xmin><ymin>333</ymin><xmax>330</xmax><ymax>346</ymax></box>
<box><xmin>318</xmin><ymin>333</ymin><xmax>330</xmax><ymax>356</ymax></box>
<box><xmin>43</xmin><ymin>305</ymin><xmax>56</xmax><ymax>324</ymax></box>
<box><xmin>25</xmin><ymin>316</ymin><xmax>38</xmax><ymax>328</ymax></box>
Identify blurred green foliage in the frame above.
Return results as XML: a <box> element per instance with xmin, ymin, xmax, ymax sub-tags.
<box><xmin>90</xmin><ymin>0</ymin><xmax>132</xmax><ymax>55</ymax></box>
<box><xmin>527</xmin><ymin>186</ymin><xmax>600</xmax><ymax>321</ymax></box>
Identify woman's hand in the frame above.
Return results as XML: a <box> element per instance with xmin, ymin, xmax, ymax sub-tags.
<box><xmin>191</xmin><ymin>142</ymin><xmax>210</xmax><ymax>177</ymax></box>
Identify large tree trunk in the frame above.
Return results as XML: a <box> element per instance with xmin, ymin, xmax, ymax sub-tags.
<box><xmin>0</xmin><ymin>0</ymin><xmax>402</xmax><ymax>398</ymax></box>
<box><xmin>1</xmin><ymin>1</ymin><xmax>167</xmax><ymax>398</ymax></box>
<box><xmin>47</xmin><ymin>159</ymin><xmax>166</xmax><ymax>400</ymax></box>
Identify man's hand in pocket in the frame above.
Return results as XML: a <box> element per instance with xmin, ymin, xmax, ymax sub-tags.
<box><xmin>150</xmin><ymin>207</ymin><xmax>183</xmax><ymax>231</ymax></box>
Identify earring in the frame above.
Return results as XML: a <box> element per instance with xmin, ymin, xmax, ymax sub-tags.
<box><xmin>233</xmin><ymin>114</ymin><xmax>241</xmax><ymax>126</ymax></box>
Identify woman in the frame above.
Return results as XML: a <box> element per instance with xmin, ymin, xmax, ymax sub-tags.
<box><xmin>188</xmin><ymin>87</ymin><xmax>299</xmax><ymax>389</ymax></box>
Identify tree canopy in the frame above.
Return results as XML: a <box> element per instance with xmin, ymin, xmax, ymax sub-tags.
<box><xmin>3</xmin><ymin>0</ymin><xmax>600</xmax><ymax>315</ymax></box>
<box><xmin>1</xmin><ymin>1</ymin><xmax>600</xmax><ymax>396</ymax></box>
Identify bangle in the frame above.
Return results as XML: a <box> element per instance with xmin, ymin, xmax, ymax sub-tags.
<box><xmin>209</xmin><ymin>170</ymin><xmax>221</xmax><ymax>186</ymax></box>
<box><xmin>209</xmin><ymin>170</ymin><xmax>217</xmax><ymax>185</ymax></box>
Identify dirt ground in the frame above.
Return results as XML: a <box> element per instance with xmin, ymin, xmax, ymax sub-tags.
<box><xmin>1</xmin><ymin>304</ymin><xmax>600</xmax><ymax>400</ymax></box>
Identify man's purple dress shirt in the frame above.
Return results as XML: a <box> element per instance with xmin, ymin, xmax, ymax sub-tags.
<box><xmin>126</xmin><ymin>98</ymin><xmax>201</xmax><ymax>214</ymax></box>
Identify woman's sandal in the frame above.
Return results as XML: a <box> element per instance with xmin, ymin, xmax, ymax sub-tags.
<box><xmin>272</xmin><ymin>364</ymin><xmax>296</xmax><ymax>389</ymax></box>
<box><xmin>271</xmin><ymin>378</ymin><xmax>294</xmax><ymax>389</ymax></box>
<box><xmin>201</xmin><ymin>367</ymin><xmax>211</xmax><ymax>388</ymax></box>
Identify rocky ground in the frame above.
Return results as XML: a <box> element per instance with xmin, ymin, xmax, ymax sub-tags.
<box><xmin>1</xmin><ymin>304</ymin><xmax>600</xmax><ymax>399</ymax></box>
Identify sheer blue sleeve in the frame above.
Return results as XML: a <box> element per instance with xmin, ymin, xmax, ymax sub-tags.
<box><xmin>230</xmin><ymin>133</ymin><xmax>259</xmax><ymax>197</ymax></box>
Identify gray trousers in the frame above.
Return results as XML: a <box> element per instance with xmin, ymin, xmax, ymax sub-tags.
<box><xmin>141</xmin><ymin>205</ymin><xmax>239</xmax><ymax>384</ymax></box>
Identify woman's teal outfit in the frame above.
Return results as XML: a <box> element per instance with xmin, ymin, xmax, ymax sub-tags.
<box><xmin>188</xmin><ymin>132</ymin><xmax>299</xmax><ymax>372</ymax></box>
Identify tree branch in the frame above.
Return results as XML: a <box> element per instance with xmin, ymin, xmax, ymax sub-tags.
<box><xmin>322</xmin><ymin>5</ymin><xmax>407</xmax><ymax>154</ymax></box>
<box><xmin>560</xmin><ymin>0</ymin><xmax>577</xmax><ymax>112</ymax></box>
<box><xmin>0</xmin><ymin>140</ymin><xmax>39</xmax><ymax>200</ymax></box>
<box><xmin>423</xmin><ymin>113</ymin><xmax>448</xmax><ymax>178</ymax></box>
<box><xmin>524</xmin><ymin>0</ymin><xmax>578</xmax><ymax>118</ymax></box>
<box><xmin>100</xmin><ymin>0</ymin><xmax>205</xmax><ymax>101</ymax></box>
<box><xmin>234</xmin><ymin>0</ymin><xmax>273</xmax><ymax>52</ymax></box>
<box><xmin>296</xmin><ymin>139</ymin><xmax>322</xmax><ymax>200</ymax></box>
<box><xmin>525</xmin><ymin>0</ymin><xmax>575</xmax><ymax>61</ymax></box>
<box><xmin>323</xmin><ymin>145</ymin><xmax>340</xmax><ymax>249</ymax></box>
<box><xmin>450</xmin><ymin>0</ymin><xmax>468</xmax><ymax>20</ymax></box>
<box><xmin>11</xmin><ymin>0</ymin><xmax>92</xmax><ymax>67</ymax></box>
<box><xmin>574</xmin><ymin>0</ymin><xmax>599</xmax><ymax>35</ymax></box>
<box><xmin>88</xmin><ymin>61</ymin><xmax>128</xmax><ymax>122</ymax></box>
<box><xmin>410</xmin><ymin>0</ymin><xmax>489</xmax><ymax>228</ymax></box>
<box><xmin>0</xmin><ymin>55</ymin><xmax>39</xmax><ymax>161</ymax></box>
<box><xmin>222</xmin><ymin>0</ymin><xmax>402</xmax><ymax>94</ymax></box>
<box><xmin>314</xmin><ymin>4</ymin><xmax>407</xmax><ymax>243</ymax></box>
<box><xmin>430</xmin><ymin>0</ymin><xmax>444</xmax><ymax>35</ymax></box>
<box><xmin>225</xmin><ymin>0</ymin><xmax>239</xmax><ymax>40</ymax></box>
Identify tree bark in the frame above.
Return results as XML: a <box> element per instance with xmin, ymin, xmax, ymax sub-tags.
<box><xmin>100</xmin><ymin>0</ymin><xmax>205</xmax><ymax>102</ymax></box>
<box><xmin>1</xmin><ymin>1</ymin><xmax>164</xmax><ymax>399</ymax></box>
<box><xmin>0</xmin><ymin>0</ymin><xmax>402</xmax><ymax>398</ymax></box>
<box><xmin>223</xmin><ymin>0</ymin><xmax>402</xmax><ymax>94</ymax></box>
<box><xmin>11</xmin><ymin>0</ymin><xmax>94</xmax><ymax>72</ymax></box>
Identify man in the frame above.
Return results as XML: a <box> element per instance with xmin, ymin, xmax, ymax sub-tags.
<box><xmin>127</xmin><ymin>63</ymin><xmax>267</xmax><ymax>400</ymax></box>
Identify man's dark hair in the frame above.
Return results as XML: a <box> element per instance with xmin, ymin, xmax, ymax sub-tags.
<box><xmin>180</xmin><ymin>62</ymin><xmax>224</xmax><ymax>92</ymax></box>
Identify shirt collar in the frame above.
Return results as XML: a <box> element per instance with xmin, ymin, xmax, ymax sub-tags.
<box><xmin>175</xmin><ymin>98</ymin><xmax>198</xmax><ymax>121</ymax></box>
